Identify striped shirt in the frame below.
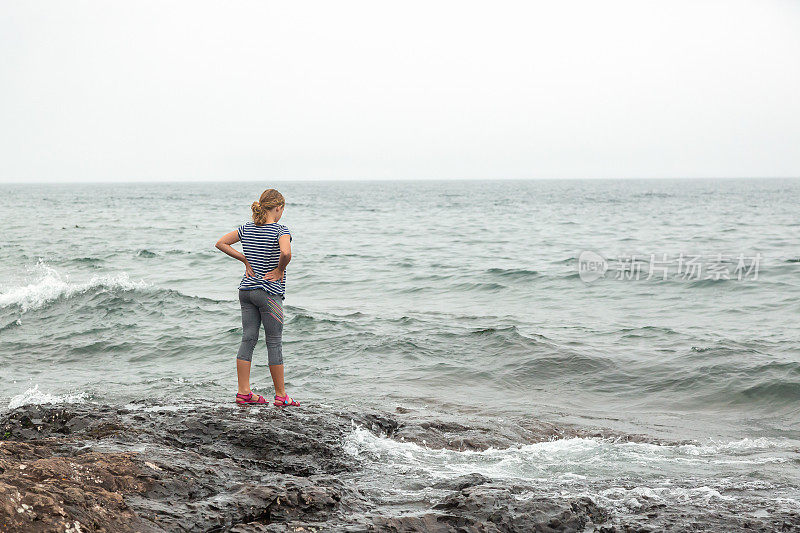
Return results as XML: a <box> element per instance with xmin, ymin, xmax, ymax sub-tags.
<box><xmin>237</xmin><ymin>222</ymin><xmax>292</xmax><ymax>296</ymax></box>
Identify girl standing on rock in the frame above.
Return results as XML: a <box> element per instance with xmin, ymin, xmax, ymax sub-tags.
<box><xmin>215</xmin><ymin>188</ymin><xmax>300</xmax><ymax>407</ymax></box>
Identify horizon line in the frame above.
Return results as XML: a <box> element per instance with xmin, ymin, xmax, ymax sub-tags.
<box><xmin>2</xmin><ymin>175</ymin><xmax>799</xmax><ymax>185</ymax></box>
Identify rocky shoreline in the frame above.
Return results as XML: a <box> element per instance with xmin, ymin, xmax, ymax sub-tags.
<box><xmin>1</xmin><ymin>401</ymin><xmax>797</xmax><ymax>532</ymax></box>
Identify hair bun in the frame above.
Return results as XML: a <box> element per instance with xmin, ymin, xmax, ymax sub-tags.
<box><xmin>251</xmin><ymin>189</ymin><xmax>285</xmax><ymax>225</ymax></box>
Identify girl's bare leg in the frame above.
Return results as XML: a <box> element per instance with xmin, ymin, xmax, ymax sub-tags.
<box><xmin>269</xmin><ymin>364</ymin><xmax>287</xmax><ymax>397</ymax></box>
<box><xmin>236</xmin><ymin>359</ymin><xmax>252</xmax><ymax>394</ymax></box>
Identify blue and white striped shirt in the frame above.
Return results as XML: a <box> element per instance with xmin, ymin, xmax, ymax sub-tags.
<box><xmin>237</xmin><ymin>222</ymin><xmax>292</xmax><ymax>296</ymax></box>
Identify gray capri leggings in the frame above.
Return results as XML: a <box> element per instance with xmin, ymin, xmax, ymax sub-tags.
<box><xmin>237</xmin><ymin>289</ymin><xmax>284</xmax><ymax>365</ymax></box>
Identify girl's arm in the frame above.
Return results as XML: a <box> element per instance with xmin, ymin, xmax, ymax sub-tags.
<box><xmin>215</xmin><ymin>230</ymin><xmax>255</xmax><ymax>277</ymax></box>
<box><xmin>263</xmin><ymin>234</ymin><xmax>291</xmax><ymax>281</ymax></box>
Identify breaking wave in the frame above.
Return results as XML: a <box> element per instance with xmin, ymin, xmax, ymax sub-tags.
<box><xmin>7</xmin><ymin>384</ymin><xmax>89</xmax><ymax>410</ymax></box>
<box><xmin>0</xmin><ymin>264</ymin><xmax>149</xmax><ymax>313</ymax></box>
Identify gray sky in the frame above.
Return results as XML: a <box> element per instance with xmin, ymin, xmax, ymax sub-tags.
<box><xmin>1</xmin><ymin>1</ymin><xmax>799</xmax><ymax>183</ymax></box>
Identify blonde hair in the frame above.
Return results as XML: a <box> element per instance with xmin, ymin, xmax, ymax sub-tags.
<box><xmin>251</xmin><ymin>189</ymin><xmax>285</xmax><ymax>225</ymax></box>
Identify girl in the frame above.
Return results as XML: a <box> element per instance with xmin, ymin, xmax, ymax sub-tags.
<box><xmin>215</xmin><ymin>188</ymin><xmax>300</xmax><ymax>407</ymax></box>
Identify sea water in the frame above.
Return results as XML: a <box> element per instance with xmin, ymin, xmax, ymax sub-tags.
<box><xmin>1</xmin><ymin>178</ymin><xmax>798</xmax><ymax>522</ymax></box>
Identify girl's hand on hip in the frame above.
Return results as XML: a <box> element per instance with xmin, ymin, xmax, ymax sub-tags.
<box><xmin>245</xmin><ymin>262</ymin><xmax>256</xmax><ymax>278</ymax></box>
<box><xmin>263</xmin><ymin>268</ymin><xmax>284</xmax><ymax>281</ymax></box>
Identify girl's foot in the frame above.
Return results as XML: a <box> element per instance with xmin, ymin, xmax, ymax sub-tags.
<box><xmin>274</xmin><ymin>394</ymin><xmax>299</xmax><ymax>407</ymax></box>
<box><xmin>236</xmin><ymin>391</ymin><xmax>267</xmax><ymax>404</ymax></box>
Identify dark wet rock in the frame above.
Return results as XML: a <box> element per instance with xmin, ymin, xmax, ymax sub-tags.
<box><xmin>433</xmin><ymin>473</ymin><xmax>491</xmax><ymax>491</ymax></box>
<box><xmin>2</xmin><ymin>401</ymin><xmax>798</xmax><ymax>532</ymax></box>
<box><xmin>360</xmin><ymin>413</ymin><xmax>401</xmax><ymax>439</ymax></box>
<box><xmin>430</xmin><ymin>485</ymin><xmax>609</xmax><ymax>533</ymax></box>
<box><xmin>365</xmin><ymin>491</ymin><xmax>608</xmax><ymax>533</ymax></box>
<box><xmin>362</xmin><ymin>407</ymin><xmax>692</xmax><ymax>453</ymax></box>
<box><xmin>0</xmin><ymin>402</ymin><xmax>372</xmax><ymax>532</ymax></box>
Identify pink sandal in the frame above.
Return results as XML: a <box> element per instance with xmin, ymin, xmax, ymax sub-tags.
<box><xmin>236</xmin><ymin>391</ymin><xmax>267</xmax><ymax>405</ymax></box>
<box><xmin>274</xmin><ymin>394</ymin><xmax>300</xmax><ymax>407</ymax></box>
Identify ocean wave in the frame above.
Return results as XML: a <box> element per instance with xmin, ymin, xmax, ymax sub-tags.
<box><xmin>0</xmin><ymin>264</ymin><xmax>232</xmax><ymax>315</ymax></box>
<box><xmin>7</xmin><ymin>384</ymin><xmax>89</xmax><ymax>410</ymax></box>
<box><xmin>553</xmin><ymin>256</ymin><xmax>578</xmax><ymax>265</ymax></box>
<box><xmin>449</xmin><ymin>281</ymin><xmax>507</xmax><ymax>292</ymax></box>
<box><xmin>485</xmin><ymin>267</ymin><xmax>541</xmax><ymax>280</ymax></box>
<box><xmin>726</xmin><ymin>380</ymin><xmax>800</xmax><ymax>407</ymax></box>
<box><xmin>616</xmin><ymin>325</ymin><xmax>681</xmax><ymax>338</ymax></box>
<box><xmin>467</xmin><ymin>324</ymin><xmax>537</xmax><ymax>338</ymax></box>
<box><xmin>0</xmin><ymin>264</ymin><xmax>149</xmax><ymax>312</ymax></box>
<box><xmin>633</xmin><ymin>191</ymin><xmax>674</xmax><ymax>198</ymax></box>
<box><xmin>344</xmin><ymin>423</ymin><xmax>793</xmax><ymax>474</ymax></box>
<box><xmin>289</xmin><ymin>312</ymin><xmax>350</xmax><ymax>326</ymax></box>
<box><xmin>64</xmin><ymin>256</ymin><xmax>105</xmax><ymax>267</ymax></box>
<box><xmin>0</xmin><ymin>318</ymin><xmax>22</xmax><ymax>332</ymax></box>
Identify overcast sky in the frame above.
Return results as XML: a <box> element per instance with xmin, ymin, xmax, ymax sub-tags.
<box><xmin>1</xmin><ymin>1</ymin><xmax>799</xmax><ymax>183</ymax></box>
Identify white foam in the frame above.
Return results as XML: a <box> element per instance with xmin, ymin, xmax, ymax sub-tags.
<box><xmin>676</xmin><ymin>437</ymin><xmax>785</xmax><ymax>454</ymax></box>
<box><xmin>345</xmin><ymin>423</ymin><xmax>790</xmax><ymax>460</ymax></box>
<box><xmin>343</xmin><ymin>423</ymin><xmax>800</xmax><ymax>511</ymax></box>
<box><xmin>7</xmin><ymin>384</ymin><xmax>88</xmax><ymax>410</ymax></box>
<box><xmin>598</xmin><ymin>484</ymin><xmax>734</xmax><ymax>511</ymax></box>
<box><xmin>122</xmin><ymin>403</ymin><xmax>188</xmax><ymax>412</ymax></box>
<box><xmin>0</xmin><ymin>263</ymin><xmax>149</xmax><ymax>312</ymax></box>
<box><xmin>343</xmin><ymin>422</ymin><xmax>794</xmax><ymax>488</ymax></box>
